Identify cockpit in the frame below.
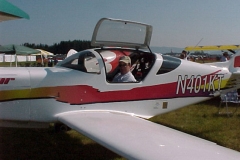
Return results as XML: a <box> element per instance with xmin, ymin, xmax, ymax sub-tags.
<box><xmin>56</xmin><ymin>48</ymin><xmax>156</xmax><ymax>82</ymax></box>
<box><xmin>56</xmin><ymin>18</ymin><xmax>181</xmax><ymax>82</ymax></box>
<box><xmin>56</xmin><ymin>46</ymin><xmax>183</xmax><ymax>83</ymax></box>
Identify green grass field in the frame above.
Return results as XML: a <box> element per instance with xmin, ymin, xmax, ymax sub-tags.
<box><xmin>0</xmin><ymin>99</ymin><xmax>239</xmax><ymax>160</ymax></box>
<box><xmin>150</xmin><ymin>98</ymin><xmax>240</xmax><ymax>151</ymax></box>
<box><xmin>0</xmin><ymin>62</ymin><xmax>50</xmax><ymax>67</ymax></box>
<box><xmin>0</xmin><ymin>62</ymin><xmax>37</xmax><ymax>67</ymax></box>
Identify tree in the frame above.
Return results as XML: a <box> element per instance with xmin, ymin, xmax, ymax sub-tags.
<box><xmin>23</xmin><ymin>40</ymin><xmax>92</xmax><ymax>55</ymax></box>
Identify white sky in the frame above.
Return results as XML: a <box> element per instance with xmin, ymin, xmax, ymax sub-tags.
<box><xmin>1</xmin><ymin>0</ymin><xmax>240</xmax><ymax>48</ymax></box>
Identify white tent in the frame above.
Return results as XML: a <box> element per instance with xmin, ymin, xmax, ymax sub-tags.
<box><xmin>34</xmin><ymin>49</ymin><xmax>54</xmax><ymax>66</ymax></box>
<box><xmin>67</xmin><ymin>49</ymin><xmax>77</xmax><ymax>57</ymax></box>
<box><xmin>36</xmin><ymin>49</ymin><xmax>54</xmax><ymax>58</ymax></box>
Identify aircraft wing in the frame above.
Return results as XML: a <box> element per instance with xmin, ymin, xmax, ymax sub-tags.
<box><xmin>57</xmin><ymin>111</ymin><xmax>239</xmax><ymax>160</ymax></box>
<box><xmin>185</xmin><ymin>45</ymin><xmax>240</xmax><ymax>51</ymax></box>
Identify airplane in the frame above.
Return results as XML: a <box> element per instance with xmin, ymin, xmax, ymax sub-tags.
<box><xmin>185</xmin><ymin>45</ymin><xmax>240</xmax><ymax>62</ymax></box>
<box><xmin>185</xmin><ymin>45</ymin><xmax>240</xmax><ymax>52</ymax></box>
<box><xmin>1</xmin><ymin>18</ymin><xmax>240</xmax><ymax>159</ymax></box>
<box><xmin>185</xmin><ymin>45</ymin><xmax>240</xmax><ymax>56</ymax></box>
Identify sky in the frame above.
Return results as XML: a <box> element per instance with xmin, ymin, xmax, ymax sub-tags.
<box><xmin>1</xmin><ymin>0</ymin><xmax>240</xmax><ymax>48</ymax></box>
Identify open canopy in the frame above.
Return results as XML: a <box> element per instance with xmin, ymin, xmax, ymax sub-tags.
<box><xmin>91</xmin><ymin>18</ymin><xmax>152</xmax><ymax>49</ymax></box>
<box><xmin>0</xmin><ymin>0</ymin><xmax>29</xmax><ymax>22</ymax></box>
<box><xmin>0</xmin><ymin>44</ymin><xmax>40</xmax><ymax>55</ymax></box>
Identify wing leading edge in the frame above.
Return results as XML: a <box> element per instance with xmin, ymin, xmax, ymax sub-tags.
<box><xmin>57</xmin><ymin>111</ymin><xmax>239</xmax><ymax>160</ymax></box>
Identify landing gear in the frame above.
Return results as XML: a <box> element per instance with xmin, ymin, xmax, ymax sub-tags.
<box><xmin>54</xmin><ymin>122</ymin><xmax>71</xmax><ymax>132</ymax></box>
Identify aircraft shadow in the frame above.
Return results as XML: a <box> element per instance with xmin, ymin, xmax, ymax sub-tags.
<box><xmin>0</xmin><ymin>126</ymin><xmax>124</xmax><ymax>160</ymax></box>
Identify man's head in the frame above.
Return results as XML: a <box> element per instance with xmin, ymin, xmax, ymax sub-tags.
<box><xmin>223</xmin><ymin>52</ymin><xmax>228</xmax><ymax>57</ymax></box>
<box><xmin>119</xmin><ymin>56</ymin><xmax>131</xmax><ymax>64</ymax></box>
<box><xmin>119</xmin><ymin>56</ymin><xmax>131</xmax><ymax>74</ymax></box>
<box><xmin>182</xmin><ymin>50</ymin><xmax>187</xmax><ymax>55</ymax></box>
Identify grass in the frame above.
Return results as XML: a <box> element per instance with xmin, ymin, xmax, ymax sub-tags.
<box><xmin>0</xmin><ymin>62</ymin><xmax>48</xmax><ymax>67</ymax></box>
<box><xmin>0</xmin><ymin>126</ymin><xmax>123</xmax><ymax>160</ymax></box>
<box><xmin>0</xmin><ymin>98</ymin><xmax>240</xmax><ymax>159</ymax></box>
<box><xmin>0</xmin><ymin>62</ymin><xmax>37</xmax><ymax>67</ymax></box>
<box><xmin>151</xmin><ymin>98</ymin><xmax>240</xmax><ymax>151</ymax></box>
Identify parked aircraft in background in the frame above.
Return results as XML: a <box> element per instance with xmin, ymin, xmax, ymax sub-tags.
<box><xmin>185</xmin><ymin>45</ymin><xmax>240</xmax><ymax>62</ymax></box>
<box><xmin>1</xmin><ymin>18</ymin><xmax>240</xmax><ymax>159</ymax></box>
<box><xmin>185</xmin><ymin>45</ymin><xmax>240</xmax><ymax>53</ymax></box>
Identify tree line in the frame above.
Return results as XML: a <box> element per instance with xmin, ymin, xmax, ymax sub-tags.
<box><xmin>24</xmin><ymin>40</ymin><xmax>92</xmax><ymax>55</ymax></box>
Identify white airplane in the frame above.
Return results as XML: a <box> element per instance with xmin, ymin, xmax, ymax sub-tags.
<box><xmin>1</xmin><ymin>18</ymin><xmax>240</xmax><ymax>160</ymax></box>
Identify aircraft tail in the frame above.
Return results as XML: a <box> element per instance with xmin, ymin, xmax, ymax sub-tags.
<box><xmin>206</xmin><ymin>51</ymin><xmax>240</xmax><ymax>91</ymax></box>
<box><xmin>228</xmin><ymin>52</ymin><xmax>240</xmax><ymax>73</ymax></box>
<box><xmin>205</xmin><ymin>51</ymin><xmax>240</xmax><ymax>72</ymax></box>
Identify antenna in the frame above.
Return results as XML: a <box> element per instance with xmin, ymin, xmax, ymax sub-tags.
<box><xmin>186</xmin><ymin>38</ymin><xmax>203</xmax><ymax>60</ymax></box>
<box><xmin>195</xmin><ymin>38</ymin><xmax>203</xmax><ymax>47</ymax></box>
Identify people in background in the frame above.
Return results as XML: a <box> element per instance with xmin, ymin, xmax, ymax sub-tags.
<box><xmin>48</xmin><ymin>57</ymin><xmax>53</xmax><ymax>67</ymax></box>
<box><xmin>112</xmin><ymin>56</ymin><xmax>137</xmax><ymax>82</ymax></box>
<box><xmin>220</xmin><ymin>52</ymin><xmax>229</xmax><ymax>62</ymax></box>
<box><xmin>54</xmin><ymin>58</ymin><xmax>58</xmax><ymax>65</ymax></box>
<box><xmin>180</xmin><ymin>50</ymin><xmax>188</xmax><ymax>60</ymax></box>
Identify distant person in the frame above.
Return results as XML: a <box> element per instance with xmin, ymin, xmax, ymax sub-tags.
<box><xmin>220</xmin><ymin>52</ymin><xmax>229</xmax><ymax>62</ymax></box>
<box><xmin>180</xmin><ymin>50</ymin><xmax>188</xmax><ymax>60</ymax></box>
<box><xmin>48</xmin><ymin>58</ymin><xmax>53</xmax><ymax>67</ymax></box>
<box><xmin>112</xmin><ymin>56</ymin><xmax>137</xmax><ymax>82</ymax></box>
<box><xmin>54</xmin><ymin>58</ymin><xmax>58</xmax><ymax>65</ymax></box>
<box><xmin>180</xmin><ymin>54</ymin><xmax>185</xmax><ymax>59</ymax></box>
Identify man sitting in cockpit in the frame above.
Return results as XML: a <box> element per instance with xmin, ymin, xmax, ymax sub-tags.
<box><xmin>112</xmin><ymin>56</ymin><xmax>137</xmax><ymax>82</ymax></box>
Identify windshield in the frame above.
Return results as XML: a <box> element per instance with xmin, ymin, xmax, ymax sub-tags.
<box><xmin>157</xmin><ymin>55</ymin><xmax>181</xmax><ymax>74</ymax></box>
<box><xmin>57</xmin><ymin>51</ymin><xmax>100</xmax><ymax>73</ymax></box>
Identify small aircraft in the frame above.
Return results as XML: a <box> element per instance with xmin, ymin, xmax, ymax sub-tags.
<box><xmin>185</xmin><ymin>44</ymin><xmax>240</xmax><ymax>62</ymax></box>
<box><xmin>185</xmin><ymin>45</ymin><xmax>240</xmax><ymax>52</ymax></box>
<box><xmin>1</xmin><ymin>18</ymin><xmax>240</xmax><ymax>159</ymax></box>
<box><xmin>185</xmin><ymin>44</ymin><xmax>240</xmax><ymax>57</ymax></box>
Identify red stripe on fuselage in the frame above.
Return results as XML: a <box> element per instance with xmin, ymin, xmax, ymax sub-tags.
<box><xmin>0</xmin><ymin>78</ymin><xmax>5</xmax><ymax>84</ymax></box>
<box><xmin>53</xmin><ymin>82</ymin><xmax>210</xmax><ymax>105</ymax></box>
<box><xmin>0</xmin><ymin>78</ymin><xmax>15</xmax><ymax>84</ymax></box>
